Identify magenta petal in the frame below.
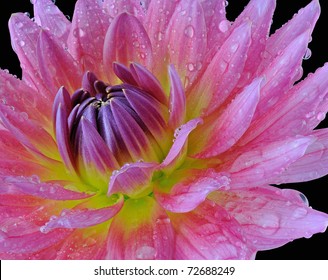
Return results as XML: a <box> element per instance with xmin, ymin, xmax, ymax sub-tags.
<box><xmin>192</xmin><ymin>78</ymin><xmax>261</xmax><ymax>158</ymax></box>
<box><xmin>33</xmin><ymin>0</ymin><xmax>71</xmax><ymax>42</ymax></box>
<box><xmin>143</xmin><ymin>0</ymin><xmax>179</xmax><ymax>72</ymax></box>
<box><xmin>37</xmin><ymin>30</ymin><xmax>82</xmax><ymax>93</ymax></box>
<box><xmin>130</xmin><ymin>63</ymin><xmax>167</xmax><ymax>104</ymax></box>
<box><xmin>211</xmin><ymin>186</ymin><xmax>328</xmax><ymax>250</ymax></box>
<box><xmin>0</xmin><ymin>70</ymin><xmax>50</xmax><ymax>123</ymax></box>
<box><xmin>67</xmin><ymin>0</ymin><xmax>109</xmax><ymax>77</ymax></box>
<box><xmin>187</xmin><ymin>22</ymin><xmax>251</xmax><ymax>117</ymax></box>
<box><xmin>105</xmin><ymin>197</ymin><xmax>174</xmax><ymax>259</ymax></box>
<box><xmin>273</xmin><ymin>128</ymin><xmax>328</xmax><ymax>183</ymax></box>
<box><xmin>108</xmin><ymin>161</ymin><xmax>158</xmax><ymax>198</ymax></box>
<box><xmin>8</xmin><ymin>13</ymin><xmax>51</xmax><ymax>96</ymax></box>
<box><xmin>1</xmin><ymin>176</ymin><xmax>91</xmax><ymax>200</ymax></box>
<box><xmin>161</xmin><ymin>118</ymin><xmax>203</xmax><ymax>168</ymax></box>
<box><xmin>259</xmin><ymin>0</ymin><xmax>320</xmax><ymax>72</ymax></box>
<box><xmin>76</xmin><ymin>117</ymin><xmax>119</xmax><ymax>172</ymax></box>
<box><xmin>55</xmin><ymin>104</ymin><xmax>76</xmax><ymax>173</ymax></box>
<box><xmin>170</xmin><ymin>200</ymin><xmax>254</xmax><ymax>260</ymax></box>
<box><xmin>113</xmin><ymin>63</ymin><xmax>138</xmax><ymax>85</ymax></box>
<box><xmin>229</xmin><ymin>137</ymin><xmax>315</xmax><ymax>188</ymax></box>
<box><xmin>103</xmin><ymin>13</ymin><xmax>153</xmax><ymax>83</ymax></box>
<box><xmin>53</xmin><ymin>87</ymin><xmax>72</xmax><ymax>129</ymax></box>
<box><xmin>155</xmin><ymin>169</ymin><xmax>230</xmax><ymax>213</ymax></box>
<box><xmin>0</xmin><ymin>103</ymin><xmax>58</xmax><ymax>159</ymax></box>
<box><xmin>166</xmin><ymin>0</ymin><xmax>207</xmax><ymax>85</ymax></box>
<box><xmin>241</xmin><ymin>63</ymin><xmax>328</xmax><ymax>145</ymax></box>
<box><xmin>0</xmin><ymin>229</ymin><xmax>71</xmax><ymax>254</ymax></box>
<box><xmin>168</xmin><ymin>64</ymin><xmax>186</xmax><ymax>128</ymax></box>
<box><xmin>103</xmin><ymin>0</ymin><xmax>147</xmax><ymax>21</ymax></box>
<box><xmin>255</xmin><ymin>31</ymin><xmax>312</xmax><ymax>117</ymax></box>
<box><xmin>109</xmin><ymin>99</ymin><xmax>155</xmax><ymax>161</ymax></box>
<box><xmin>40</xmin><ymin>195</ymin><xmax>123</xmax><ymax>233</ymax></box>
<box><xmin>231</xmin><ymin>0</ymin><xmax>275</xmax><ymax>87</ymax></box>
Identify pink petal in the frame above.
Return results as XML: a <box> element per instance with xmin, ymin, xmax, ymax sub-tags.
<box><xmin>169</xmin><ymin>200</ymin><xmax>255</xmax><ymax>260</ymax></box>
<box><xmin>143</xmin><ymin>0</ymin><xmax>180</xmax><ymax>73</ymax></box>
<box><xmin>0</xmin><ymin>70</ymin><xmax>50</xmax><ymax>124</ymax></box>
<box><xmin>0</xmin><ymin>160</ymin><xmax>49</xmax><ymax>177</ymax></box>
<box><xmin>168</xmin><ymin>64</ymin><xmax>186</xmax><ymax>128</ymax></box>
<box><xmin>1</xmin><ymin>175</ymin><xmax>91</xmax><ymax>201</ymax></box>
<box><xmin>200</xmin><ymin>0</ymin><xmax>228</xmax><ymax>48</ymax></box>
<box><xmin>108</xmin><ymin>161</ymin><xmax>158</xmax><ymax>198</ymax></box>
<box><xmin>40</xmin><ymin>195</ymin><xmax>124</xmax><ymax>233</ymax></box>
<box><xmin>259</xmin><ymin>0</ymin><xmax>320</xmax><ymax>73</ymax></box>
<box><xmin>8</xmin><ymin>13</ymin><xmax>51</xmax><ymax>96</ymax></box>
<box><xmin>103</xmin><ymin>0</ymin><xmax>147</xmax><ymax>22</ymax></box>
<box><xmin>33</xmin><ymin>0</ymin><xmax>71</xmax><ymax>42</ymax></box>
<box><xmin>37</xmin><ymin>30</ymin><xmax>83</xmax><ymax>93</ymax></box>
<box><xmin>155</xmin><ymin>169</ymin><xmax>230</xmax><ymax>213</ymax></box>
<box><xmin>231</xmin><ymin>0</ymin><xmax>275</xmax><ymax>88</ymax></box>
<box><xmin>105</xmin><ymin>197</ymin><xmax>174</xmax><ymax>259</ymax></box>
<box><xmin>0</xmin><ymin>130</ymin><xmax>33</xmax><ymax>161</ymax></box>
<box><xmin>165</xmin><ymin>0</ymin><xmax>207</xmax><ymax>86</ymax></box>
<box><xmin>103</xmin><ymin>13</ymin><xmax>153</xmax><ymax>84</ymax></box>
<box><xmin>54</xmin><ymin>228</ymin><xmax>108</xmax><ymax>259</ymax></box>
<box><xmin>67</xmin><ymin>0</ymin><xmax>110</xmax><ymax>78</ymax></box>
<box><xmin>0</xmin><ymin>229</ymin><xmax>71</xmax><ymax>254</ymax></box>
<box><xmin>240</xmin><ymin>63</ymin><xmax>328</xmax><ymax>146</ymax></box>
<box><xmin>161</xmin><ymin>118</ymin><xmax>202</xmax><ymax>169</ymax></box>
<box><xmin>228</xmin><ymin>137</ymin><xmax>315</xmax><ymax>188</ymax></box>
<box><xmin>0</xmin><ymin>103</ymin><xmax>59</xmax><ymax>160</ymax></box>
<box><xmin>210</xmin><ymin>186</ymin><xmax>328</xmax><ymax>250</ymax></box>
<box><xmin>186</xmin><ymin>22</ymin><xmax>251</xmax><ymax>117</ymax></box>
<box><xmin>255</xmin><ymin>31</ymin><xmax>312</xmax><ymax>117</ymax></box>
<box><xmin>273</xmin><ymin>128</ymin><xmax>328</xmax><ymax>183</ymax></box>
<box><xmin>191</xmin><ymin>78</ymin><xmax>261</xmax><ymax>158</ymax></box>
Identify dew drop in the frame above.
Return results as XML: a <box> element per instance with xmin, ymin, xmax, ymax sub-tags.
<box><xmin>187</xmin><ymin>63</ymin><xmax>195</xmax><ymax>71</ymax></box>
<box><xmin>303</xmin><ymin>48</ymin><xmax>312</xmax><ymax>60</ymax></box>
<box><xmin>65</xmin><ymin>15</ymin><xmax>71</xmax><ymax>20</ymax></box>
<box><xmin>317</xmin><ymin>112</ymin><xmax>326</xmax><ymax>121</ymax></box>
<box><xmin>224</xmin><ymin>1</ymin><xmax>229</xmax><ymax>7</ymax></box>
<box><xmin>184</xmin><ymin>25</ymin><xmax>194</xmax><ymax>38</ymax></box>
<box><xmin>218</xmin><ymin>20</ymin><xmax>229</xmax><ymax>32</ymax></box>
<box><xmin>299</xmin><ymin>193</ymin><xmax>309</xmax><ymax>206</ymax></box>
<box><xmin>136</xmin><ymin>245</ymin><xmax>156</xmax><ymax>260</ymax></box>
<box><xmin>24</xmin><ymin>12</ymin><xmax>31</xmax><ymax>18</ymax></box>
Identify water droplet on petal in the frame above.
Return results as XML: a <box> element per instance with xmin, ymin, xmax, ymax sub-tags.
<box><xmin>24</xmin><ymin>12</ymin><xmax>31</xmax><ymax>18</ymax></box>
<box><xmin>218</xmin><ymin>20</ymin><xmax>229</xmax><ymax>32</ymax></box>
<box><xmin>187</xmin><ymin>63</ymin><xmax>195</xmax><ymax>71</ymax></box>
<box><xmin>303</xmin><ymin>48</ymin><xmax>312</xmax><ymax>60</ymax></box>
<box><xmin>317</xmin><ymin>112</ymin><xmax>326</xmax><ymax>121</ymax></box>
<box><xmin>184</xmin><ymin>25</ymin><xmax>194</xmax><ymax>38</ymax></box>
<box><xmin>136</xmin><ymin>246</ymin><xmax>156</xmax><ymax>259</ymax></box>
<box><xmin>224</xmin><ymin>1</ymin><xmax>229</xmax><ymax>7</ymax></box>
<box><xmin>299</xmin><ymin>193</ymin><xmax>309</xmax><ymax>206</ymax></box>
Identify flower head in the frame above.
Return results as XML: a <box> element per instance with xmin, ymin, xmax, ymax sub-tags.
<box><xmin>0</xmin><ymin>0</ymin><xmax>328</xmax><ymax>259</ymax></box>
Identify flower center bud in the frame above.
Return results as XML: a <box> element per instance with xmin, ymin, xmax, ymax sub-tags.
<box><xmin>58</xmin><ymin>69</ymin><xmax>169</xmax><ymax>172</ymax></box>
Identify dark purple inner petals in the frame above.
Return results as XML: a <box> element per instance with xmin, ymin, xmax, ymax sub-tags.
<box><xmin>61</xmin><ymin>71</ymin><xmax>167</xmax><ymax>166</ymax></box>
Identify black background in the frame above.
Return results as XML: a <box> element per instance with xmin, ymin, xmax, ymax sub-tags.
<box><xmin>0</xmin><ymin>0</ymin><xmax>327</xmax><ymax>260</ymax></box>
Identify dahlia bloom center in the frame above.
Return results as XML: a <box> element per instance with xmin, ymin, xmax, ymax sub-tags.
<box><xmin>53</xmin><ymin>62</ymin><xmax>176</xmax><ymax>199</ymax></box>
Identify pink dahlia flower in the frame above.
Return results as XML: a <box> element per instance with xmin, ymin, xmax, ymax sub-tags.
<box><xmin>0</xmin><ymin>0</ymin><xmax>328</xmax><ymax>260</ymax></box>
